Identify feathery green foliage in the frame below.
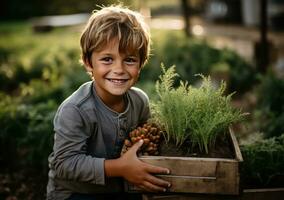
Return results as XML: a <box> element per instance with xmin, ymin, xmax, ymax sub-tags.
<box><xmin>151</xmin><ymin>65</ymin><xmax>245</xmax><ymax>153</ymax></box>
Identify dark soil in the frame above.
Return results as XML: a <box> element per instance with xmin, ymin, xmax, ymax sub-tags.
<box><xmin>159</xmin><ymin>133</ymin><xmax>235</xmax><ymax>159</ymax></box>
<box><xmin>0</xmin><ymin>168</ymin><xmax>47</xmax><ymax>200</ymax></box>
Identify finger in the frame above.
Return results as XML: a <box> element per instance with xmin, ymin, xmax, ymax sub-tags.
<box><xmin>145</xmin><ymin>174</ymin><xmax>171</xmax><ymax>188</ymax></box>
<box><xmin>137</xmin><ymin>184</ymin><xmax>152</xmax><ymax>192</ymax></box>
<box><xmin>146</xmin><ymin>164</ymin><xmax>170</xmax><ymax>175</ymax></box>
<box><xmin>129</xmin><ymin>139</ymin><xmax>143</xmax><ymax>153</ymax></box>
<box><xmin>142</xmin><ymin>181</ymin><xmax>167</xmax><ymax>192</ymax></box>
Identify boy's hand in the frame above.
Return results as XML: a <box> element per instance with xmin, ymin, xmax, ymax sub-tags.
<box><xmin>119</xmin><ymin>140</ymin><xmax>171</xmax><ymax>192</ymax></box>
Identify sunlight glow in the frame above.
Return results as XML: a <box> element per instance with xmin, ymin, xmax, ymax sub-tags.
<box><xmin>192</xmin><ymin>25</ymin><xmax>204</xmax><ymax>36</ymax></box>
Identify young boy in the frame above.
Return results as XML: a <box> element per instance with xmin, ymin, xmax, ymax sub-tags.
<box><xmin>46</xmin><ymin>5</ymin><xmax>171</xmax><ymax>200</ymax></box>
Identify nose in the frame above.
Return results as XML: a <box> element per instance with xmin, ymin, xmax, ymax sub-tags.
<box><xmin>113</xmin><ymin>61</ymin><xmax>125</xmax><ymax>74</ymax></box>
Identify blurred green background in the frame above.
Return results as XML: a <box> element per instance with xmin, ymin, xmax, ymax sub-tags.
<box><xmin>1</xmin><ymin>0</ymin><xmax>284</xmax><ymax>199</ymax></box>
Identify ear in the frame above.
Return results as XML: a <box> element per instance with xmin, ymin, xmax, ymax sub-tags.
<box><xmin>83</xmin><ymin>58</ymin><xmax>93</xmax><ymax>72</ymax></box>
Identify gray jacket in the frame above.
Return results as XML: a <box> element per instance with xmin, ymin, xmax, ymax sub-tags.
<box><xmin>47</xmin><ymin>81</ymin><xmax>150</xmax><ymax>199</ymax></box>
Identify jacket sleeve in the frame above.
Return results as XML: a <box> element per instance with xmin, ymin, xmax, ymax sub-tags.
<box><xmin>52</xmin><ymin>103</ymin><xmax>105</xmax><ymax>185</ymax></box>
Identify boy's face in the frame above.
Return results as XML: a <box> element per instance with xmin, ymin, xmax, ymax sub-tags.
<box><xmin>85</xmin><ymin>38</ymin><xmax>141</xmax><ymax>101</ymax></box>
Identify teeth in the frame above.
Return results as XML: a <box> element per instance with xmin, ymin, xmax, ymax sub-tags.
<box><xmin>108</xmin><ymin>79</ymin><xmax>127</xmax><ymax>83</ymax></box>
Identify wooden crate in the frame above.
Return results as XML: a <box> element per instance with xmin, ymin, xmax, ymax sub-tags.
<box><xmin>125</xmin><ymin>128</ymin><xmax>243</xmax><ymax>195</ymax></box>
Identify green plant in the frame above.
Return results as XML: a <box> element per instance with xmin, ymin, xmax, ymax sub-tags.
<box><xmin>143</xmin><ymin>31</ymin><xmax>257</xmax><ymax>94</ymax></box>
<box><xmin>151</xmin><ymin>65</ymin><xmax>189</xmax><ymax>147</ymax></box>
<box><xmin>151</xmin><ymin>65</ymin><xmax>245</xmax><ymax>153</ymax></box>
<box><xmin>0</xmin><ymin>94</ymin><xmax>56</xmax><ymax>170</ymax></box>
<box><xmin>218</xmin><ymin>48</ymin><xmax>257</xmax><ymax>94</ymax></box>
<box><xmin>241</xmin><ymin>134</ymin><xmax>284</xmax><ymax>188</ymax></box>
<box><xmin>253</xmin><ymin>72</ymin><xmax>284</xmax><ymax>138</ymax></box>
<box><xmin>0</xmin><ymin>93</ymin><xmax>27</xmax><ymax>169</ymax></box>
<box><xmin>23</xmin><ymin>101</ymin><xmax>57</xmax><ymax>170</ymax></box>
<box><xmin>0</xmin><ymin>23</ymin><xmax>90</xmax><ymax>172</ymax></box>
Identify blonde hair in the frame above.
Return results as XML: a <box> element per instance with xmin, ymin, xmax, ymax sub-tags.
<box><xmin>80</xmin><ymin>5</ymin><xmax>150</xmax><ymax>68</ymax></box>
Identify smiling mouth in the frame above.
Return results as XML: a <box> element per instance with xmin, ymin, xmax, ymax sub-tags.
<box><xmin>106</xmin><ymin>78</ymin><xmax>129</xmax><ymax>84</ymax></box>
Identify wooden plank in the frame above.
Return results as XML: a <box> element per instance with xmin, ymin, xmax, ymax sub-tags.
<box><xmin>155</xmin><ymin>175</ymin><xmax>217</xmax><ymax>193</ymax></box>
<box><xmin>140</xmin><ymin>157</ymin><xmax>218</xmax><ymax>177</ymax></box>
<box><xmin>142</xmin><ymin>188</ymin><xmax>284</xmax><ymax>200</ymax></box>
<box><xmin>214</xmin><ymin>161</ymin><xmax>239</xmax><ymax>194</ymax></box>
<box><xmin>142</xmin><ymin>193</ymin><xmax>240</xmax><ymax>200</ymax></box>
<box><xmin>241</xmin><ymin>188</ymin><xmax>284</xmax><ymax>200</ymax></box>
<box><xmin>229</xmin><ymin>128</ymin><xmax>243</xmax><ymax>162</ymax></box>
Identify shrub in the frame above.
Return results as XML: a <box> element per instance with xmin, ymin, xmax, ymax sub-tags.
<box><xmin>0</xmin><ymin>23</ymin><xmax>92</xmax><ymax>171</ymax></box>
<box><xmin>22</xmin><ymin>101</ymin><xmax>57</xmax><ymax>170</ymax></box>
<box><xmin>256</xmin><ymin>73</ymin><xmax>284</xmax><ymax>138</ymax></box>
<box><xmin>0</xmin><ymin>93</ymin><xmax>28</xmax><ymax>169</ymax></box>
<box><xmin>0</xmin><ymin>94</ymin><xmax>56</xmax><ymax>170</ymax></box>
<box><xmin>241</xmin><ymin>135</ymin><xmax>284</xmax><ymax>188</ymax></box>
<box><xmin>153</xmin><ymin>33</ymin><xmax>257</xmax><ymax>94</ymax></box>
<box><xmin>151</xmin><ymin>65</ymin><xmax>245</xmax><ymax>153</ymax></box>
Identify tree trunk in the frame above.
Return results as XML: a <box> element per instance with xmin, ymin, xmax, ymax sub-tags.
<box><xmin>181</xmin><ymin>0</ymin><xmax>191</xmax><ymax>37</ymax></box>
